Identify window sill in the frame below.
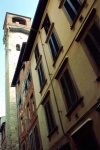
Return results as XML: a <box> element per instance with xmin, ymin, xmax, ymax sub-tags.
<box><xmin>35</xmin><ymin>55</ymin><xmax>42</xmax><ymax>70</ymax></box>
<box><xmin>66</xmin><ymin>97</ymin><xmax>83</xmax><ymax>117</ymax></box>
<box><xmin>53</xmin><ymin>46</ymin><xmax>63</xmax><ymax>67</ymax></box>
<box><xmin>39</xmin><ymin>79</ymin><xmax>47</xmax><ymax>94</ymax></box>
<box><xmin>47</xmin><ymin>125</ymin><xmax>58</xmax><ymax>139</ymax></box>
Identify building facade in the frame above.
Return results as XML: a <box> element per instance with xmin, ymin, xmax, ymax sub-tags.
<box><xmin>11</xmin><ymin>43</ymin><xmax>42</xmax><ymax>150</ymax></box>
<box><xmin>3</xmin><ymin>13</ymin><xmax>31</xmax><ymax>150</ymax></box>
<box><xmin>22</xmin><ymin>0</ymin><xmax>100</xmax><ymax>149</ymax></box>
<box><xmin>0</xmin><ymin>116</ymin><xmax>6</xmax><ymax>150</ymax></box>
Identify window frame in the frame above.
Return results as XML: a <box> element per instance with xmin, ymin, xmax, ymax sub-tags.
<box><xmin>34</xmin><ymin>125</ymin><xmax>40</xmax><ymax>150</ymax></box>
<box><xmin>84</xmin><ymin>22</ymin><xmax>100</xmax><ymax>71</ymax></box>
<box><xmin>79</xmin><ymin>14</ymin><xmax>100</xmax><ymax>80</ymax></box>
<box><xmin>16</xmin><ymin>44</ymin><xmax>20</xmax><ymax>51</ymax></box>
<box><xmin>37</xmin><ymin>61</ymin><xmax>46</xmax><ymax>90</ymax></box>
<box><xmin>59</xmin><ymin>0</ymin><xmax>86</xmax><ymax>29</ymax></box>
<box><xmin>48</xmin><ymin>29</ymin><xmax>62</xmax><ymax>62</ymax></box>
<box><xmin>42</xmin><ymin>93</ymin><xmax>57</xmax><ymax>136</ymax></box>
<box><xmin>43</xmin><ymin>14</ymin><xmax>63</xmax><ymax>66</ymax></box>
<box><xmin>34</xmin><ymin>44</ymin><xmax>46</xmax><ymax>92</ymax></box>
<box><xmin>29</xmin><ymin>132</ymin><xmax>35</xmax><ymax>150</ymax></box>
<box><xmin>27</xmin><ymin>69</ymin><xmax>32</xmax><ymax>87</ymax></box>
<box><xmin>72</xmin><ymin>120</ymin><xmax>99</xmax><ymax>150</ymax></box>
<box><xmin>42</xmin><ymin>14</ymin><xmax>51</xmax><ymax>35</ymax></box>
<box><xmin>12</xmin><ymin>17</ymin><xmax>26</xmax><ymax>25</ymax></box>
<box><xmin>34</xmin><ymin>45</ymin><xmax>40</xmax><ymax>63</ymax></box>
<box><xmin>22</xmin><ymin>143</ymin><xmax>26</xmax><ymax>150</ymax></box>
<box><xmin>59</xmin><ymin>67</ymin><xmax>79</xmax><ymax>110</ymax></box>
<box><xmin>29</xmin><ymin>125</ymin><xmax>41</xmax><ymax>150</ymax></box>
<box><xmin>55</xmin><ymin>58</ymin><xmax>83</xmax><ymax>117</ymax></box>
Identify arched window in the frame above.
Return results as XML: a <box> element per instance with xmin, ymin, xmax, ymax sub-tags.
<box><xmin>16</xmin><ymin>44</ymin><xmax>20</xmax><ymax>51</ymax></box>
<box><xmin>12</xmin><ymin>17</ymin><xmax>26</xmax><ymax>25</ymax></box>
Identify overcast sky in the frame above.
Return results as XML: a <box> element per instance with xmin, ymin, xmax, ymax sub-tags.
<box><xmin>0</xmin><ymin>0</ymin><xmax>39</xmax><ymax>117</ymax></box>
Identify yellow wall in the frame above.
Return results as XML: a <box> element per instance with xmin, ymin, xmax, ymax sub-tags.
<box><xmin>30</xmin><ymin>0</ymin><xmax>100</xmax><ymax>149</ymax></box>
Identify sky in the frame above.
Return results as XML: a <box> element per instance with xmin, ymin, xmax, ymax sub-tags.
<box><xmin>0</xmin><ymin>0</ymin><xmax>39</xmax><ymax>117</ymax></box>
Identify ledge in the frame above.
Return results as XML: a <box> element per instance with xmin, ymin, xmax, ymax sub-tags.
<box><xmin>66</xmin><ymin>97</ymin><xmax>83</xmax><ymax>117</ymax></box>
<box><xmin>39</xmin><ymin>79</ymin><xmax>47</xmax><ymax>94</ymax></box>
<box><xmin>53</xmin><ymin>46</ymin><xmax>63</xmax><ymax>67</ymax></box>
<box><xmin>47</xmin><ymin>125</ymin><xmax>58</xmax><ymax>139</ymax></box>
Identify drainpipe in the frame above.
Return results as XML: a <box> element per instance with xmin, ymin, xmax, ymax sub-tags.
<box><xmin>31</xmin><ymin>28</ymin><xmax>67</xmax><ymax>137</ymax></box>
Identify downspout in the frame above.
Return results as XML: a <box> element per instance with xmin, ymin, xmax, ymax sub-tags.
<box><xmin>39</xmin><ymin>31</ymin><xmax>67</xmax><ymax>137</ymax></box>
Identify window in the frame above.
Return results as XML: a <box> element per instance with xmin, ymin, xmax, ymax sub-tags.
<box><xmin>30</xmin><ymin>126</ymin><xmax>40</xmax><ymax>150</ymax></box>
<box><xmin>21</xmin><ymin>118</ymin><xmax>24</xmax><ymax>133</ymax></box>
<box><xmin>19</xmin><ymin>97</ymin><xmax>22</xmax><ymax>108</ymax></box>
<box><xmin>49</xmin><ymin>31</ymin><xmax>61</xmax><ymax>61</ymax></box>
<box><xmin>84</xmin><ymin>22</ymin><xmax>100</xmax><ymax>70</ymax></box>
<box><xmin>30</xmin><ymin>133</ymin><xmax>34</xmax><ymax>150</ymax></box>
<box><xmin>35</xmin><ymin>45</ymin><xmax>40</xmax><ymax>63</ymax></box>
<box><xmin>30</xmin><ymin>93</ymin><xmax>35</xmax><ymax>111</ymax></box>
<box><xmin>35</xmin><ymin>45</ymin><xmax>46</xmax><ymax>90</ymax></box>
<box><xmin>21</xmin><ymin>63</ymin><xmax>25</xmax><ymax>70</ymax></box>
<box><xmin>27</xmin><ymin>69</ymin><xmax>31</xmax><ymax>87</ymax></box>
<box><xmin>22</xmin><ymin>143</ymin><xmax>26</xmax><ymax>150</ymax></box>
<box><xmin>63</xmin><ymin>0</ymin><xmax>85</xmax><ymax>24</ymax></box>
<box><xmin>27</xmin><ymin>103</ymin><xmax>31</xmax><ymax>119</ymax></box>
<box><xmin>16</xmin><ymin>44</ymin><xmax>20</xmax><ymax>51</ymax></box>
<box><xmin>44</xmin><ymin>100</ymin><xmax>56</xmax><ymax>133</ymax></box>
<box><xmin>17</xmin><ymin>95</ymin><xmax>22</xmax><ymax>108</ymax></box>
<box><xmin>42</xmin><ymin>14</ymin><xmax>51</xmax><ymax>35</ymax></box>
<box><xmin>72</xmin><ymin>120</ymin><xmax>99</xmax><ymax>150</ymax></box>
<box><xmin>58</xmin><ymin>143</ymin><xmax>70</xmax><ymax>150</ymax></box>
<box><xmin>17</xmin><ymin>78</ymin><xmax>20</xmax><ymax>86</ymax></box>
<box><xmin>38</xmin><ymin>62</ymin><xmax>46</xmax><ymax>89</ymax></box>
<box><xmin>43</xmin><ymin>14</ymin><xmax>62</xmax><ymax>63</ymax></box>
<box><xmin>22</xmin><ymin>80</ymin><xmax>28</xmax><ymax>95</ymax></box>
<box><xmin>12</xmin><ymin>17</ymin><xmax>26</xmax><ymax>25</ymax></box>
<box><xmin>34</xmin><ymin>126</ymin><xmax>40</xmax><ymax>150</ymax></box>
<box><xmin>60</xmin><ymin>69</ymin><xmax>79</xmax><ymax>110</ymax></box>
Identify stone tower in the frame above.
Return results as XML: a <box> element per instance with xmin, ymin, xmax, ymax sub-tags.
<box><xmin>3</xmin><ymin>12</ymin><xmax>31</xmax><ymax>150</ymax></box>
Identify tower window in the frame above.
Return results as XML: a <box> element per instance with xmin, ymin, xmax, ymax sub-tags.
<box><xmin>16</xmin><ymin>44</ymin><xmax>20</xmax><ymax>51</ymax></box>
<box><xmin>12</xmin><ymin>17</ymin><xmax>26</xmax><ymax>25</ymax></box>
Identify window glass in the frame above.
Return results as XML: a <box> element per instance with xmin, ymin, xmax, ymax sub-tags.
<box><xmin>63</xmin><ymin>0</ymin><xmax>82</xmax><ymax>22</ymax></box>
<box><xmin>60</xmin><ymin>69</ymin><xmax>78</xmax><ymax>110</ymax></box>
<box><xmin>16</xmin><ymin>44</ymin><xmax>20</xmax><ymax>51</ymax></box>
<box><xmin>35</xmin><ymin>45</ymin><xmax>40</xmax><ymax>63</ymax></box>
<box><xmin>49</xmin><ymin>31</ymin><xmax>60</xmax><ymax>61</ymax></box>
<box><xmin>84</xmin><ymin>22</ymin><xmax>100</xmax><ymax>70</ymax></box>
<box><xmin>38</xmin><ymin>62</ymin><xmax>45</xmax><ymax>88</ymax></box>
<box><xmin>44</xmin><ymin>100</ymin><xmax>55</xmax><ymax>133</ymax></box>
